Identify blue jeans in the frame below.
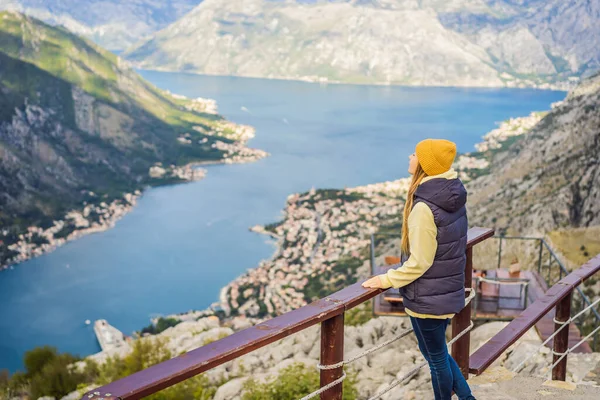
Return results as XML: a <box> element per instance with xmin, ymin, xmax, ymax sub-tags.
<box><xmin>410</xmin><ymin>317</ymin><xmax>475</xmax><ymax>400</ymax></box>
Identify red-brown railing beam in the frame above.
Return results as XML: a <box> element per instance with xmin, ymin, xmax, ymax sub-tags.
<box><xmin>470</xmin><ymin>254</ymin><xmax>600</xmax><ymax>375</ymax></box>
<box><xmin>465</xmin><ymin>227</ymin><xmax>495</xmax><ymax>248</ymax></box>
<box><xmin>452</xmin><ymin>246</ymin><xmax>473</xmax><ymax>379</ymax></box>
<box><xmin>320</xmin><ymin>314</ymin><xmax>345</xmax><ymax>399</ymax></box>
<box><xmin>82</xmin><ymin>283</ymin><xmax>381</xmax><ymax>399</ymax></box>
<box><xmin>80</xmin><ymin>227</ymin><xmax>494</xmax><ymax>400</ymax></box>
<box><xmin>552</xmin><ymin>291</ymin><xmax>572</xmax><ymax>381</ymax></box>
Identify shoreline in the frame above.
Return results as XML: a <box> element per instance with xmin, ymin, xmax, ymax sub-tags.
<box><xmin>0</xmin><ymin>156</ymin><xmax>266</xmax><ymax>271</ymax></box>
<box><xmin>1</xmin><ymin>119</ymin><xmax>269</xmax><ymax>271</ymax></box>
<box><xmin>137</xmin><ymin>66</ymin><xmax>574</xmax><ymax>92</ymax></box>
<box><xmin>1</xmin><ymin>192</ymin><xmax>142</xmax><ymax>271</ymax></box>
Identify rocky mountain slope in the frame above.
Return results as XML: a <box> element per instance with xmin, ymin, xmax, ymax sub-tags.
<box><xmin>0</xmin><ymin>0</ymin><xmax>201</xmax><ymax>51</ymax></box>
<box><xmin>441</xmin><ymin>0</ymin><xmax>600</xmax><ymax>76</ymax></box>
<box><xmin>0</xmin><ymin>11</ymin><xmax>264</xmax><ymax>268</ymax></box>
<box><xmin>125</xmin><ymin>0</ymin><xmax>599</xmax><ymax>88</ymax></box>
<box><xmin>467</xmin><ymin>72</ymin><xmax>600</xmax><ymax>235</ymax></box>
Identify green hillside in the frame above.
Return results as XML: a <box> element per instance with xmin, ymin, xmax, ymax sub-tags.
<box><xmin>0</xmin><ymin>11</ymin><xmax>249</xmax><ymax>266</ymax></box>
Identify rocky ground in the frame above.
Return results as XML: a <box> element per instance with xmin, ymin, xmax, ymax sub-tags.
<box><xmin>470</xmin><ymin>373</ymin><xmax>600</xmax><ymax>399</ymax></box>
<box><xmin>64</xmin><ymin>316</ymin><xmax>600</xmax><ymax>400</ymax></box>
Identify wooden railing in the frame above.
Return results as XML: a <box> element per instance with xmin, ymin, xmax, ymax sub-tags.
<box><xmin>470</xmin><ymin>253</ymin><xmax>600</xmax><ymax>379</ymax></box>
<box><xmin>81</xmin><ymin>228</ymin><xmax>600</xmax><ymax>400</ymax></box>
<box><xmin>81</xmin><ymin>227</ymin><xmax>494</xmax><ymax>399</ymax></box>
<box><xmin>372</xmin><ymin>233</ymin><xmax>600</xmax><ymax>350</ymax></box>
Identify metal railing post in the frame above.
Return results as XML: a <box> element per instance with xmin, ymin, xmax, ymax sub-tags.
<box><xmin>538</xmin><ymin>239</ymin><xmax>543</xmax><ymax>274</ymax></box>
<box><xmin>320</xmin><ymin>313</ymin><xmax>345</xmax><ymax>400</ymax></box>
<box><xmin>547</xmin><ymin>254</ymin><xmax>553</xmax><ymax>284</ymax></box>
<box><xmin>552</xmin><ymin>291</ymin><xmax>572</xmax><ymax>381</ymax></box>
<box><xmin>497</xmin><ymin>237</ymin><xmax>503</xmax><ymax>269</ymax></box>
<box><xmin>473</xmin><ymin>277</ymin><xmax>478</xmax><ymax>319</ymax></box>
<box><xmin>452</xmin><ymin>247</ymin><xmax>473</xmax><ymax>379</ymax></box>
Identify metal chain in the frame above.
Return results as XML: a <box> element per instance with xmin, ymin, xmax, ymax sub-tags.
<box><xmin>318</xmin><ymin>289</ymin><xmax>475</xmax><ymax>371</ymax></box>
<box><xmin>318</xmin><ymin>327</ymin><xmax>415</xmax><ymax>371</ymax></box>
<box><xmin>301</xmin><ymin>315</ymin><xmax>475</xmax><ymax>400</ymax></box>
<box><xmin>367</xmin><ymin>361</ymin><xmax>427</xmax><ymax>400</ymax></box>
<box><xmin>512</xmin><ymin>297</ymin><xmax>600</xmax><ymax>373</ymax></box>
<box><xmin>477</xmin><ymin>277</ymin><xmax>529</xmax><ymax>286</ymax></box>
<box><xmin>529</xmin><ymin>322</ymin><xmax>600</xmax><ymax>381</ymax></box>
<box><xmin>464</xmin><ymin>288</ymin><xmax>476</xmax><ymax>306</ymax></box>
<box><xmin>299</xmin><ymin>372</ymin><xmax>347</xmax><ymax>400</ymax></box>
<box><xmin>547</xmin><ymin>323</ymin><xmax>600</xmax><ymax>372</ymax></box>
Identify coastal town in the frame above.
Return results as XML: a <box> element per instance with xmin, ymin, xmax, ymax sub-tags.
<box><xmin>216</xmin><ymin>110</ymin><xmax>550</xmax><ymax>319</ymax></box>
<box><xmin>454</xmin><ymin>111</ymin><xmax>552</xmax><ymax>181</ymax></box>
<box><xmin>220</xmin><ymin>184</ymin><xmax>406</xmax><ymax>317</ymax></box>
<box><xmin>474</xmin><ymin>111</ymin><xmax>548</xmax><ymax>152</ymax></box>
<box><xmin>3</xmin><ymin>192</ymin><xmax>141</xmax><ymax>268</ymax></box>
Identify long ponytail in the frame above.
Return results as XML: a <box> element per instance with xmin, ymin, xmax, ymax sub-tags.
<box><xmin>401</xmin><ymin>164</ymin><xmax>427</xmax><ymax>255</ymax></box>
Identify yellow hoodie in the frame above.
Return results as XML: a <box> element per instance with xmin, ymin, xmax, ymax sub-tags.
<box><xmin>378</xmin><ymin>169</ymin><xmax>459</xmax><ymax>319</ymax></box>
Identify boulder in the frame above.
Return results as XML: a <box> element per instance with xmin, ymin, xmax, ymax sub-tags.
<box><xmin>213</xmin><ymin>377</ymin><xmax>247</xmax><ymax>400</ymax></box>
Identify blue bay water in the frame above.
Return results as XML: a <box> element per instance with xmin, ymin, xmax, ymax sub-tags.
<box><xmin>0</xmin><ymin>73</ymin><xmax>565</xmax><ymax>372</ymax></box>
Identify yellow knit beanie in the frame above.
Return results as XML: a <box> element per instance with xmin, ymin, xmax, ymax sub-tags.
<box><xmin>415</xmin><ymin>139</ymin><xmax>457</xmax><ymax>176</ymax></box>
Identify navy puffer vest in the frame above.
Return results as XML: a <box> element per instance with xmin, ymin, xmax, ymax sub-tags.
<box><xmin>400</xmin><ymin>177</ymin><xmax>468</xmax><ymax>315</ymax></box>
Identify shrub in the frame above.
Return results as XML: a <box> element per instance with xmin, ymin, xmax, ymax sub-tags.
<box><xmin>140</xmin><ymin>317</ymin><xmax>181</xmax><ymax>335</ymax></box>
<box><xmin>242</xmin><ymin>363</ymin><xmax>358</xmax><ymax>400</ymax></box>
<box><xmin>345</xmin><ymin>302</ymin><xmax>374</xmax><ymax>327</ymax></box>
<box><xmin>15</xmin><ymin>346</ymin><xmax>85</xmax><ymax>399</ymax></box>
<box><xmin>144</xmin><ymin>375</ymin><xmax>217</xmax><ymax>400</ymax></box>
<box><xmin>29</xmin><ymin>354</ymin><xmax>84</xmax><ymax>400</ymax></box>
<box><xmin>24</xmin><ymin>346</ymin><xmax>59</xmax><ymax>377</ymax></box>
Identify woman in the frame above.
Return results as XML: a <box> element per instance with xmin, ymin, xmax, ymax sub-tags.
<box><xmin>362</xmin><ymin>138</ymin><xmax>475</xmax><ymax>400</ymax></box>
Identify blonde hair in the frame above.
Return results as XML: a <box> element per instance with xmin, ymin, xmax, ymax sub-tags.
<box><xmin>401</xmin><ymin>164</ymin><xmax>428</xmax><ymax>255</ymax></box>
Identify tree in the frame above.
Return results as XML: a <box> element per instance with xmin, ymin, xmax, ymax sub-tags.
<box><xmin>121</xmin><ymin>337</ymin><xmax>172</xmax><ymax>378</ymax></box>
<box><xmin>0</xmin><ymin>369</ymin><xmax>10</xmax><ymax>397</ymax></box>
<box><xmin>29</xmin><ymin>353</ymin><xmax>84</xmax><ymax>400</ymax></box>
<box><xmin>24</xmin><ymin>346</ymin><xmax>58</xmax><ymax>377</ymax></box>
<box><xmin>140</xmin><ymin>317</ymin><xmax>181</xmax><ymax>335</ymax></box>
<box><xmin>1</xmin><ymin>370</ymin><xmax>29</xmax><ymax>399</ymax></box>
<box><xmin>0</xmin><ymin>369</ymin><xmax>8</xmax><ymax>386</ymax></box>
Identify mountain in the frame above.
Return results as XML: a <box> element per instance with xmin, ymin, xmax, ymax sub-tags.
<box><xmin>124</xmin><ymin>0</ymin><xmax>600</xmax><ymax>88</ymax></box>
<box><xmin>440</xmin><ymin>0</ymin><xmax>600</xmax><ymax>79</ymax></box>
<box><xmin>467</xmin><ymin>71</ymin><xmax>600</xmax><ymax>235</ymax></box>
<box><xmin>0</xmin><ymin>0</ymin><xmax>201</xmax><ymax>51</ymax></box>
<box><xmin>0</xmin><ymin>11</ymin><xmax>261</xmax><ymax>267</ymax></box>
